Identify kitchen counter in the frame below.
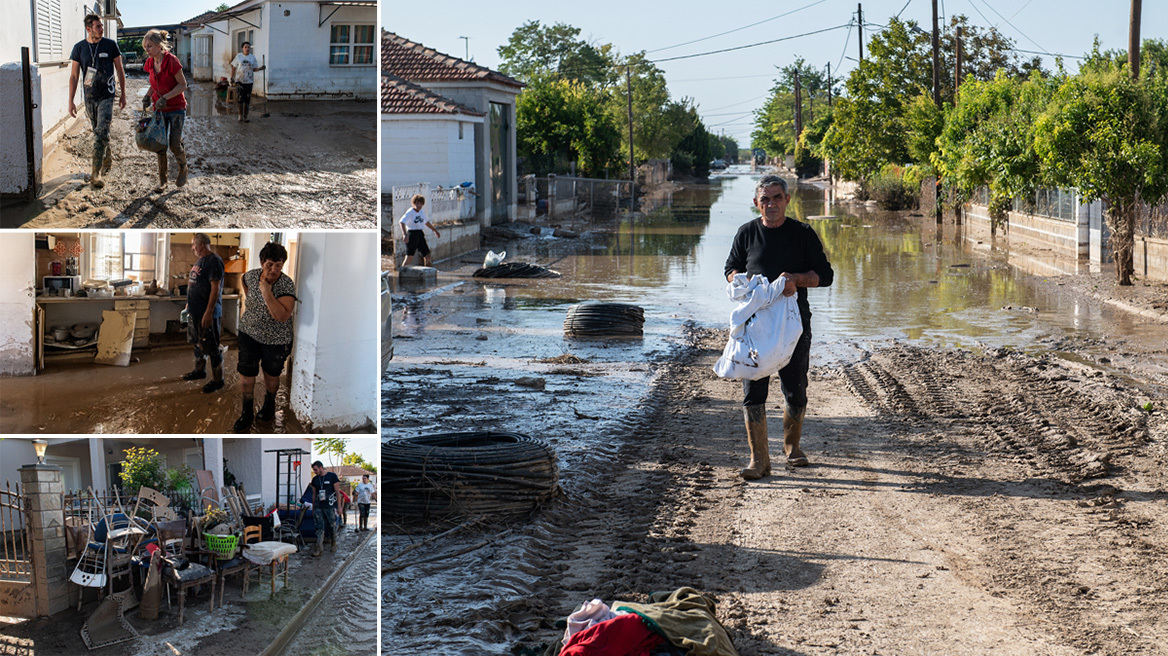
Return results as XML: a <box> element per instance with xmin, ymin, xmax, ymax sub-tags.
<box><xmin>36</xmin><ymin>294</ymin><xmax>242</xmax><ymax>303</ymax></box>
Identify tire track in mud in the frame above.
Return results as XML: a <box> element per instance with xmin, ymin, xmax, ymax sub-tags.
<box><xmin>383</xmin><ymin>325</ymin><xmax>712</xmax><ymax>655</ymax></box>
<box><xmin>841</xmin><ymin>344</ymin><xmax>1149</xmax><ymax>484</ymax></box>
<box><xmin>839</xmin><ymin>343</ymin><xmax>1168</xmax><ymax>654</ymax></box>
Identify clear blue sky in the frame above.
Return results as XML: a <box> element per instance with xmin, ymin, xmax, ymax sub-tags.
<box><xmin>385</xmin><ymin>0</ymin><xmax>1165</xmax><ymax>146</ymax></box>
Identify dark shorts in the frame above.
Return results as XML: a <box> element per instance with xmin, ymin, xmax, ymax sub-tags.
<box><xmin>405</xmin><ymin>230</ymin><xmax>430</xmax><ymax>256</ymax></box>
<box><xmin>237</xmin><ymin>330</ymin><xmax>292</xmax><ymax>378</ymax></box>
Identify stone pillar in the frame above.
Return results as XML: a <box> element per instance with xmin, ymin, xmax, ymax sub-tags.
<box><xmin>89</xmin><ymin>438</ymin><xmax>107</xmax><ymax>491</ymax></box>
<box><xmin>206</xmin><ymin>438</ymin><xmax>224</xmax><ymax>499</ymax></box>
<box><xmin>20</xmin><ymin>464</ymin><xmax>69</xmax><ymax>617</ymax></box>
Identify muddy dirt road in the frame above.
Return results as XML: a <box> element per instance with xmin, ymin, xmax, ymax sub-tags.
<box><xmin>4</xmin><ymin>76</ymin><xmax>376</xmax><ymax>229</ymax></box>
<box><xmin>386</xmin><ymin>327</ymin><xmax>1167</xmax><ymax>655</ymax></box>
<box><xmin>384</xmin><ymin>174</ymin><xmax>1168</xmax><ymax>655</ymax></box>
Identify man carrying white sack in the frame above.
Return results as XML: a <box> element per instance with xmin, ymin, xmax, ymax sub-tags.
<box><xmin>723</xmin><ymin>175</ymin><xmax>834</xmax><ymax>479</ymax></box>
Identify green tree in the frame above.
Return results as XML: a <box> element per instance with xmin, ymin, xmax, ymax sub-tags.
<box><xmin>119</xmin><ymin>447</ymin><xmax>166</xmax><ymax>493</ymax></box>
<box><xmin>1034</xmin><ymin>70</ymin><xmax>1168</xmax><ymax>285</ymax></box>
<box><xmin>1080</xmin><ymin>37</ymin><xmax>1168</xmax><ymax>82</ymax></box>
<box><xmin>822</xmin><ymin>16</ymin><xmax>1040</xmax><ymax>183</ymax></box>
<box><xmin>342</xmin><ymin>452</ymin><xmax>378</xmax><ymax>475</ymax></box>
<box><xmin>215</xmin><ymin>3</ymin><xmax>230</xmax><ymax>11</ymax></box>
<box><xmin>313</xmin><ymin>438</ymin><xmax>348</xmax><ymax>468</ymax></box>
<box><xmin>752</xmin><ymin>58</ymin><xmax>835</xmax><ymax>159</ymax></box>
<box><xmin>516</xmin><ymin>73</ymin><xmax>622</xmax><ymax>176</ymax></box>
<box><xmin>497</xmin><ymin>21</ymin><xmax>613</xmax><ymax>87</ymax></box>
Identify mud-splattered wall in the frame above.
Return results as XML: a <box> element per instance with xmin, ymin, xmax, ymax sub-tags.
<box><xmin>289</xmin><ymin>233</ymin><xmax>377</xmax><ymax>432</ymax></box>
<box><xmin>0</xmin><ymin>233</ymin><xmax>36</xmax><ymax>376</ymax></box>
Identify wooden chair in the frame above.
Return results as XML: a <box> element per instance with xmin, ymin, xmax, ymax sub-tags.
<box><xmin>165</xmin><ymin>561</ymin><xmax>216</xmax><ymax>626</ymax></box>
<box><xmin>243</xmin><ymin>526</ymin><xmax>294</xmax><ymax>598</ymax></box>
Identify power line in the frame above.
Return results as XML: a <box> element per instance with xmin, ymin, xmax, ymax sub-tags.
<box><xmin>969</xmin><ymin>0</ymin><xmax>1047</xmax><ymax>53</ymax></box>
<box><xmin>895</xmin><ymin>0</ymin><xmax>914</xmax><ymax>19</ymax></box>
<box><xmin>650</xmin><ymin>24</ymin><xmax>850</xmax><ymax>63</ymax></box>
<box><xmin>835</xmin><ymin>19</ymin><xmax>855</xmax><ymax>72</ymax></box>
<box><xmin>703</xmin><ymin>94</ymin><xmax>769</xmax><ymax>112</ymax></box>
<box><xmin>672</xmin><ymin>73</ymin><xmax>780</xmax><ymax>82</ymax></box>
<box><xmin>646</xmin><ymin>0</ymin><xmax>830</xmax><ymax>54</ymax></box>
<box><xmin>703</xmin><ymin>110</ymin><xmax>758</xmax><ymax>118</ymax></box>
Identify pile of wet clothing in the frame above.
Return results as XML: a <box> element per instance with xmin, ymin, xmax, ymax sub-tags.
<box><xmin>521</xmin><ymin>587</ymin><xmax>739</xmax><ymax>656</ymax></box>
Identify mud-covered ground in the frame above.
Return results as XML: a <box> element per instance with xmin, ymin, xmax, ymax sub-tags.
<box><xmin>4</xmin><ymin>75</ymin><xmax>376</xmax><ymax>229</ymax></box>
<box><xmin>384</xmin><ymin>193</ymin><xmax>1168</xmax><ymax>655</ymax></box>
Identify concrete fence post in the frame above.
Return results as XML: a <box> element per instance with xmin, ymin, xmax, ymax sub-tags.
<box><xmin>20</xmin><ymin>464</ymin><xmax>69</xmax><ymax>617</ymax></box>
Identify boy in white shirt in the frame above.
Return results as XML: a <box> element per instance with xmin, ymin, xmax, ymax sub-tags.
<box><xmin>399</xmin><ymin>194</ymin><xmax>441</xmax><ymax>267</ymax></box>
<box><xmin>229</xmin><ymin>42</ymin><xmax>265</xmax><ymax>122</ymax></box>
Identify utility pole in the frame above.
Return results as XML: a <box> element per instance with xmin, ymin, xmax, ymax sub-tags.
<box><xmin>626</xmin><ymin>65</ymin><xmax>635</xmax><ymax>207</ymax></box>
<box><xmin>794</xmin><ymin>68</ymin><xmax>802</xmax><ymax>139</ymax></box>
<box><xmin>459</xmin><ymin>36</ymin><xmax>469</xmax><ymax>61</ymax></box>
<box><xmin>931</xmin><ymin>0</ymin><xmax>940</xmax><ymax>108</ymax></box>
<box><xmin>1129</xmin><ymin>0</ymin><xmax>1142</xmax><ymax>80</ymax></box>
<box><xmin>826</xmin><ymin>62</ymin><xmax>832</xmax><ymax>106</ymax></box>
<box><xmin>857</xmin><ymin>4</ymin><xmax>864</xmax><ymax>62</ymax></box>
<box><xmin>955</xmin><ymin>26</ymin><xmax>964</xmax><ymax>101</ymax></box>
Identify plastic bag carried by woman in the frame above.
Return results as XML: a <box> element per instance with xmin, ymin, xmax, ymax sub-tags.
<box><xmin>713</xmin><ymin>273</ymin><xmax>803</xmax><ymax>381</ymax></box>
<box><xmin>135</xmin><ymin>109</ymin><xmax>168</xmax><ymax>153</ymax></box>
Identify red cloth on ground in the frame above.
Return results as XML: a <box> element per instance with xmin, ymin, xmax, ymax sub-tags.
<box><xmin>561</xmin><ymin>613</ymin><xmax>665</xmax><ymax>656</ymax></box>
<box><xmin>146</xmin><ymin>51</ymin><xmax>187</xmax><ymax>111</ymax></box>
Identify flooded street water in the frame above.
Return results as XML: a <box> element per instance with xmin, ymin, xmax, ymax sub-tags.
<box><xmin>382</xmin><ymin>167</ymin><xmax>1168</xmax><ymax>654</ymax></box>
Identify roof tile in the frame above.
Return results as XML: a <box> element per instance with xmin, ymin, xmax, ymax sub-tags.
<box><xmin>382</xmin><ymin>74</ymin><xmax>485</xmax><ymax>116</ymax></box>
<box><xmin>382</xmin><ymin>31</ymin><xmax>523</xmax><ymax>89</ymax></box>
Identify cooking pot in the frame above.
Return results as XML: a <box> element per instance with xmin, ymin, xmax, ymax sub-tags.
<box><xmin>52</xmin><ymin>326</ymin><xmax>70</xmax><ymax>341</ymax></box>
<box><xmin>71</xmin><ymin>323</ymin><xmax>99</xmax><ymax>340</ymax></box>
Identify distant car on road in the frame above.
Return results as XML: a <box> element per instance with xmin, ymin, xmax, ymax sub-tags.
<box><xmin>709</xmin><ymin>159</ymin><xmax>728</xmax><ymax>170</ymax></box>
<box><xmin>381</xmin><ymin>271</ymin><xmax>393</xmax><ymax>371</ymax></box>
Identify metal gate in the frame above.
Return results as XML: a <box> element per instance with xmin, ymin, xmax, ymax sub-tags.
<box><xmin>0</xmin><ymin>480</ymin><xmax>32</xmax><ymax>583</ymax></box>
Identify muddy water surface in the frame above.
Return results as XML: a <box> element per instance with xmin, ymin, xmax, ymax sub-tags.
<box><xmin>382</xmin><ymin>167</ymin><xmax>1168</xmax><ymax>654</ymax></box>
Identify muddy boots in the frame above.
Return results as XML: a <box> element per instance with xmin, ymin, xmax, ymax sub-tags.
<box><xmin>783</xmin><ymin>405</ymin><xmax>810</xmax><ymax>467</ymax></box>
<box><xmin>175</xmin><ymin>146</ymin><xmax>189</xmax><ymax>188</ymax></box>
<box><xmin>741</xmin><ymin>404</ymin><xmax>772</xmax><ymax>480</ymax></box>
<box><xmin>90</xmin><ymin>161</ymin><xmax>105</xmax><ymax>189</ymax></box>
<box><xmin>182</xmin><ymin>357</ymin><xmax>206</xmax><ymax>381</ymax></box>
<box><xmin>101</xmin><ymin>149</ymin><xmax>113</xmax><ymax>175</ymax></box>
<box><xmin>256</xmin><ymin>392</ymin><xmax>276</xmax><ymax>422</ymax></box>
<box><xmin>233</xmin><ymin>396</ymin><xmax>254</xmax><ymax>433</ymax></box>
<box><xmin>202</xmin><ymin>365</ymin><xmax>224</xmax><ymax>393</ymax></box>
<box><xmin>153</xmin><ymin>153</ymin><xmax>168</xmax><ymax>193</ymax></box>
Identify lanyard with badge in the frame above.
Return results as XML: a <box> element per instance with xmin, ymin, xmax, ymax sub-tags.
<box><xmin>83</xmin><ymin>42</ymin><xmax>99</xmax><ymax>88</ymax></box>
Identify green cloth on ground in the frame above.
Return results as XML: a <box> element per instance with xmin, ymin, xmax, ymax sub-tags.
<box><xmin>615</xmin><ymin>586</ymin><xmax>739</xmax><ymax>656</ymax></box>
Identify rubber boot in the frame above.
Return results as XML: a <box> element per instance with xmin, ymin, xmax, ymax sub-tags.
<box><xmin>256</xmin><ymin>392</ymin><xmax>276</xmax><ymax>421</ymax></box>
<box><xmin>90</xmin><ymin>162</ymin><xmax>104</xmax><ymax>189</ymax></box>
<box><xmin>783</xmin><ymin>405</ymin><xmax>810</xmax><ymax>467</ymax></box>
<box><xmin>202</xmin><ymin>365</ymin><xmax>224</xmax><ymax>393</ymax></box>
<box><xmin>233</xmin><ymin>397</ymin><xmax>254</xmax><ymax>433</ymax></box>
<box><xmin>242</xmin><ymin>102</ymin><xmax>250</xmax><ymax>123</ymax></box>
<box><xmin>740</xmin><ymin>404</ymin><xmax>771</xmax><ymax>480</ymax></box>
<box><xmin>182</xmin><ymin>358</ymin><xmax>206</xmax><ymax>380</ymax></box>
<box><xmin>101</xmin><ymin>148</ymin><xmax>113</xmax><ymax>175</ymax></box>
<box><xmin>153</xmin><ymin>153</ymin><xmax>168</xmax><ymax>193</ymax></box>
<box><xmin>174</xmin><ymin>146</ymin><xmax>189</xmax><ymax>188</ymax></box>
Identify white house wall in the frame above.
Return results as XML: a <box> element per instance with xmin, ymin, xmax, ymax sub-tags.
<box><xmin>257</xmin><ymin>437</ymin><xmax>312</xmax><ymax>507</ymax></box>
<box><xmin>289</xmin><ymin>233</ymin><xmax>377</xmax><ymax>432</ymax></box>
<box><xmin>266</xmin><ymin>2</ymin><xmax>374</xmax><ymax>99</ymax></box>
<box><xmin>382</xmin><ymin>115</ymin><xmax>479</xmax><ymax>194</ymax></box>
<box><xmin>0</xmin><ymin>233</ymin><xmax>36</xmax><ymax>376</ymax></box>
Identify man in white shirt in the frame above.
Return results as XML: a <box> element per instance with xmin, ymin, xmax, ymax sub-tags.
<box><xmin>354</xmin><ymin>474</ymin><xmax>375</xmax><ymax>532</ymax></box>
<box><xmin>399</xmin><ymin>194</ymin><xmax>442</xmax><ymax>267</ymax></box>
<box><xmin>229</xmin><ymin>42</ymin><xmax>265</xmax><ymax>123</ymax></box>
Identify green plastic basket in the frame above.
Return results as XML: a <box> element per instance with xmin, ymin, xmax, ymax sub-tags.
<box><xmin>205</xmin><ymin>533</ymin><xmax>239</xmax><ymax>560</ymax></box>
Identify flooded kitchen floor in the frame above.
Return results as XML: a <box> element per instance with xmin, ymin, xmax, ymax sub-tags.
<box><xmin>383</xmin><ymin>167</ymin><xmax>1168</xmax><ymax>654</ymax></box>
<box><xmin>0</xmin><ymin>345</ymin><xmax>305</xmax><ymax>434</ymax></box>
<box><xmin>3</xmin><ymin>76</ymin><xmax>376</xmax><ymax>229</ymax></box>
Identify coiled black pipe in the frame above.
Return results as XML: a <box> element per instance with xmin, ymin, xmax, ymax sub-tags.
<box><xmin>563</xmin><ymin>302</ymin><xmax>645</xmax><ymax>337</ymax></box>
<box><xmin>383</xmin><ymin>432</ymin><xmax>560</xmax><ymax>521</ymax></box>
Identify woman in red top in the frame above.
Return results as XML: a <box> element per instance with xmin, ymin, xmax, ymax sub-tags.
<box><xmin>142</xmin><ymin>29</ymin><xmax>189</xmax><ymax>192</ymax></box>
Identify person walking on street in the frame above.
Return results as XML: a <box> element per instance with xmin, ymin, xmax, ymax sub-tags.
<box><xmin>724</xmin><ymin>175</ymin><xmax>834</xmax><ymax>479</ymax></box>
<box><xmin>309</xmin><ymin>461</ymin><xmax>340</xmax><ymax>556</ymax></box>
<box><xmin>232</xmin><ymin>242</ymin><xmax>296</xmax><ymax>433</ymax></box>
<box><xmin>399</xmin><ymin>194</ymin><xmax>441</xmax><ymax>267</ymax></box>
<box><xmin>355</xmin><ymin>474</ymin><xmax>374</xmax><ymax>532</ymax></box>
<box><xmin>230</xmin><ymin>42</ymin><xmax>266</xmax><ymax>123</ymax></box>
<box><xmin>143</xmin><ymin>29</ymin><xmax>189</xmax><ymax>193</ymax></box>
<box><xmin>183</xmin><ymin>233</ymin><xmax>225</xmax><ymax>393</ymax></box>
<box><xmin>68</xmin><ymin>14</ymin><xmax>127</xmax><ymax>189</ymax></box>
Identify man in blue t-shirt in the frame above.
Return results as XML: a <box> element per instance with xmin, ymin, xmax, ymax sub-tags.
<box><xmin>184</xmin><ymin>233</ymin><xmax>225</xmax><ymax>393</ymax></box>
<box><xmin>308</xmin><ymin>461</ymin><xmax>341</xmax><ymax>557</ymax></box>
<box><xmin>68</xmin><ymin>14</ymin><xmax>126</xmax><ymax>189</ymax></box>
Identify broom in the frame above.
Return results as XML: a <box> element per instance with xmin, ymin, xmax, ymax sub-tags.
<box><xmin>261</xmin><ymin>55</ymin><xmax>270</xmax><ymax>118</ymax></box>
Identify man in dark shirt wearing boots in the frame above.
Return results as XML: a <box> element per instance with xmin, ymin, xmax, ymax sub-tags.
<box><xmin>183</xmin><ymin>233</ymin><xmax>225</xmax><ymax>393</ymax></box>
<box><xmin>724</xmin><ymin>175</ymin><xmax>834</xmax><ymax>479</ymax></box>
